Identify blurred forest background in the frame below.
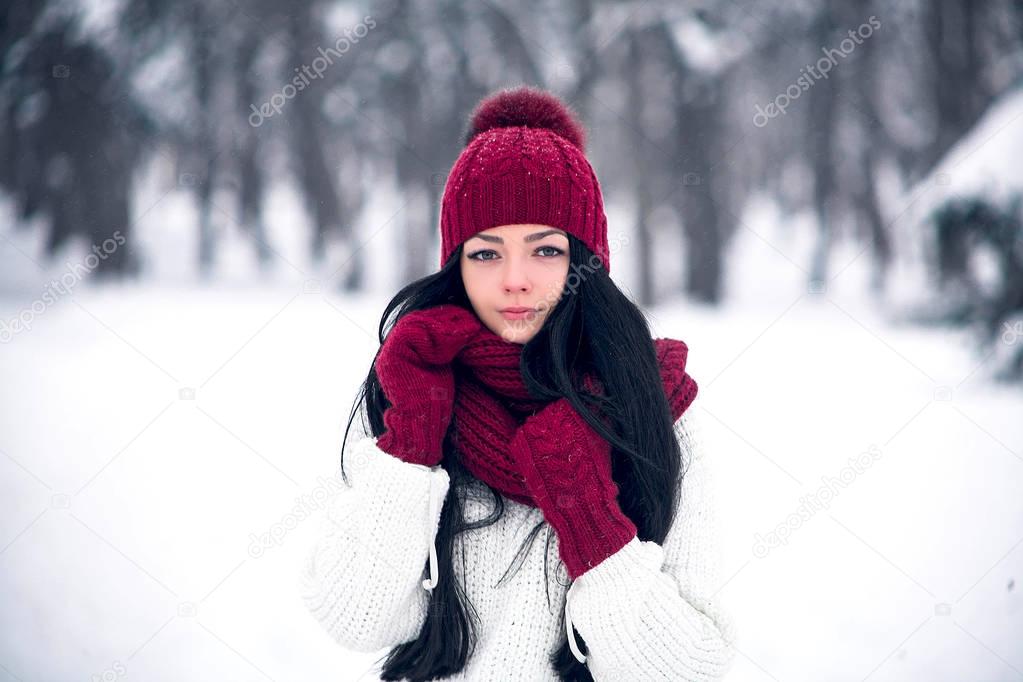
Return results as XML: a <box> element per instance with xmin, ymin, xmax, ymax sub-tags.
<box><xmin>3</xmin><ymin>0</ymin><xmax>1023</xmax><ymax>377</ymax></box>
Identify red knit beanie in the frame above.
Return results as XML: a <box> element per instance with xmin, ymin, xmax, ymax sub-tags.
<box><xmin>439</xmin><ymin>86</ymin><xmax>611</xmax><ymax>274</ymax></box>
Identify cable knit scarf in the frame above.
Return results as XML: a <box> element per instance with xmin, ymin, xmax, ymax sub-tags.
<box><xmin>451</xmin><ymin>328</ymin><xmax>698</xmax><ymax>507</ymax></box>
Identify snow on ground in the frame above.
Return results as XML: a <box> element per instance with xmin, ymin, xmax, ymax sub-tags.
<box><xmin>2</xmin><ymin>131</ymin><xmax>1023</xmax><ymax>680</ymax></box>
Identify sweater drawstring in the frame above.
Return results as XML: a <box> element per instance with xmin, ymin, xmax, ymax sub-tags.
<box><xmin>565</xmin><ymin>589</ymin><xmax>586</xmax><ymax>663</ymax></box>
<box><xmin>422</xmin><ymin>474</ymin><xmax>441</xmax><ymax>590</ymax></box>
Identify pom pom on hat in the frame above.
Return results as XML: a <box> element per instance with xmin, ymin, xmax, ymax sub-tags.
<box><xmin>465</xmin><ymin>85</ymin><xmax>587</xmax><ymax>151</ymax></box>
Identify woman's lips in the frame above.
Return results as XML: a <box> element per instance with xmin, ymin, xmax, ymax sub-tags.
<box><xmin>500</xmin><ymin>308</ymin><xmax>536</xmax><ymax>320</ymax></box>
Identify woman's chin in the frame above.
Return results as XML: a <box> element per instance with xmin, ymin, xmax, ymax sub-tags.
<box><xmin>491</xmin><ymin>320</ymin><xmax>538</xmax><ymax>344</ymax></box>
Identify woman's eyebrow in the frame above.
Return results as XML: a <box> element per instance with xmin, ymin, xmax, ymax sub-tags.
<box><xmin>471</xmin><ymin>229</ymin><xmax>567</xmax><ymax>244</ymax></box>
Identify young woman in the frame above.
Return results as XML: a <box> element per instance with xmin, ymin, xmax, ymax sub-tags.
<box><xmin>300</xmin><ymin>86</ymin><xmax>736</xmax><ymax>681</ymax></box>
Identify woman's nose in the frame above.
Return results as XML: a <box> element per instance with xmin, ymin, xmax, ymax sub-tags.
<box><xmin>501</xmin><ymin>256</ymin><xmax>532</xmax><ymax>293</ymax></box>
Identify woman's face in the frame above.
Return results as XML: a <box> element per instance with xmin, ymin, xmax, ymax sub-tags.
<box><xmin>460</xmin><ymin>224</ymin><xmax>570</xmax><ymax>344</ymax></box>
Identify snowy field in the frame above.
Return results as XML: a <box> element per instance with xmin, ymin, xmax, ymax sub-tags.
<box><xmin>2</xmin><ymin>93</ymin><xmax>1023</xmax><ymax>680</ymax></box>
<box><xmin>3</xmin><ymin>224</ymin><xmax>1021</xmax><ymax>682</ymax></box>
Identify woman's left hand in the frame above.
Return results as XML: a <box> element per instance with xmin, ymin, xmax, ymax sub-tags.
<box><xmin>510</xmin><ymin>396</ymin><xmax>637</xmax><ymax>580</ymax></box>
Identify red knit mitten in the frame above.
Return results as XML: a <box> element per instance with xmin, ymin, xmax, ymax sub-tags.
<box><xmin>510</xmin><ymin>396</ymin><xmax>637</xmax><ymax>579</ymax></box>
<box><xmin>374</xmin><ymin>305</ymin><xmax>486</xmax><ymax>467</ymax></box>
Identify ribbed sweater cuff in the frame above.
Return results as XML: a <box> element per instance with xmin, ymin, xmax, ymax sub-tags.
<box><xmin>566</xmin><ymin>536</ymin><xmax>737</xmax><ymax>680</ymax></box>
<box><xmin>329</xmin><ymin>435</ymin><xmax>450</xmax><ymax>544</ymax></box>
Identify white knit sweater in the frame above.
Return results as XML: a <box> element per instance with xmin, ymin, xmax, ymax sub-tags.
<box><xmin>298</xmin><ymin>408</ymin><xmax>737</xmax><ymax>681</ymax></box>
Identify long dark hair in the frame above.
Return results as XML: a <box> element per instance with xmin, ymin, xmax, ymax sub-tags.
<box><xmin>339</xmin><ymin>235</ymin><xmax>688</xmax><ymax>681</ymax></box>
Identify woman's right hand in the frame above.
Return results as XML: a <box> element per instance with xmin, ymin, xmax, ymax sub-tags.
<box><xmin>374</xmin><ymin>304</ymin><xmax>485</xmax><ymax>467</ymax></box>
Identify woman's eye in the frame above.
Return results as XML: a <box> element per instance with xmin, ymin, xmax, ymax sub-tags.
<box><xmin>467</xmin><ymin>246</ymin><xmax>564</xmax><ymax>261</ymax></box>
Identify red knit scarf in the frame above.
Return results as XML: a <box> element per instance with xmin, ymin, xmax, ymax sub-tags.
<box><xmin>451</xmin><ymin>327</ymin><xmax>698</xmax><ymax>507</ymax></box>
